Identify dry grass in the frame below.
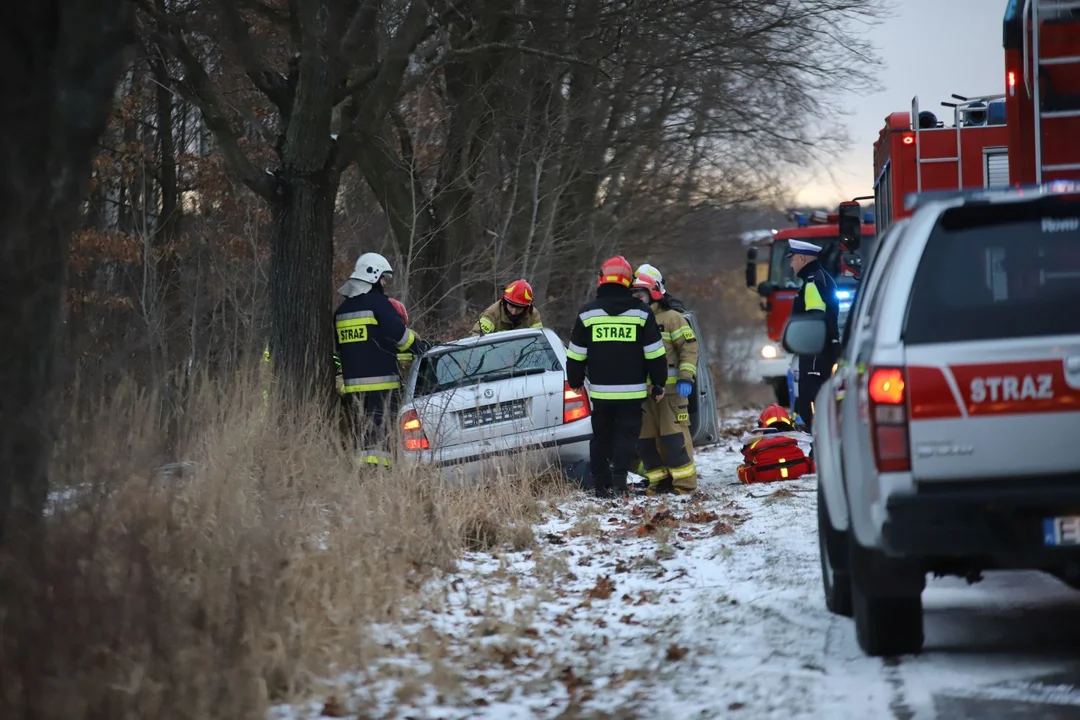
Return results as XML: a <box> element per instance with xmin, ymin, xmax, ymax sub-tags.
<box><xmin>0</xmin><ymin>375</ymin><xmax>566</xmax><ymax>719</ymax></box>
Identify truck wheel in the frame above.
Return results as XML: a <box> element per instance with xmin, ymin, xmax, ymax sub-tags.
<box><xmin>772</xmin><ymin>379</ymin><xmax>790</xmax><ymax>407</ymax></box>
<box><xmin>849</xmin><ymin>535</ymin><xmax>924</xmax><ymax>657</ymax></box>
<box><xmin>817</xmin><ymin>481</ymin><xmax>852</xmax><ymax>617</ymax></box>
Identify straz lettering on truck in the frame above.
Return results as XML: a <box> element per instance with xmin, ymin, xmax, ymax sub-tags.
<box><xmin>969</xmin><ymin>374</ymin><xmax>1054</xmax><ymax>403</ymax></box>
<box><xmin>591</xmin><ymin>324</ymin><xmax>636</xmax><ymax>342</ymax></box>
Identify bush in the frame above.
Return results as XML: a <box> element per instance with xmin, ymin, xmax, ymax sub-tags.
<box><xmin>0</xmin><ymin>376</ymin><xmax>563</xmax><ymax>718</ymax></box>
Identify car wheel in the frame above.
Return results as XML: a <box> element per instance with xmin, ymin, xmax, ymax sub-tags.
<box><xmin>849</xmin><ymin>535</ymin><xmax>924</xmax><ymax>657</ymax></box>
<box><xmin>817</xmin><ymin>481</ymin><xmax>852</xmax><ymax>617</ymax></box>
<box><xmin>772</xmin><ymin>379</ymin><xmax>790</xmax><ymax>407</ymax></box>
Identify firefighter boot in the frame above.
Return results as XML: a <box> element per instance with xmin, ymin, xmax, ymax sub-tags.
<box><xmin>660</xmin><ymin>432</ymin><xmax>697</xmax><ymax>495</ymax></box>
<box><xmin>611</xmin><ymin>471</ymin><xmax>631</xmax><ymax>497</ymax></box>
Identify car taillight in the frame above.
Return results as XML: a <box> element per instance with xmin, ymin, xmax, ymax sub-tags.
<box><xmin>563</xmin><ymin>382</ymin><xmax>590</xmax><ymax>423</ymax></box>
<box><xmin>401</xmin><ymin>409</ymin><xmax>430</xmax><ymax>450</ymax></box>
<box><xmin>867</xmin><ymin>367</ymin><xmax>909</xmax><ymax>472</ymax></box>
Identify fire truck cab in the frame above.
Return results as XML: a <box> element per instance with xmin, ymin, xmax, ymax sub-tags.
<box><xmin>744</xmin><ymin>209</ymin><xmax>874</xmax><ymax>404</ymax></box>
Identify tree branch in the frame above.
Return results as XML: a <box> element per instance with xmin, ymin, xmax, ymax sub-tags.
<box><xmin>447</xmin><ymin>42</ymin><xmax>611</xmax><ymax>79</ymax></box>
<box><xmin>154</xmin><ymin>25</ymin><xmax>277</xmax><ymax>201</ymax></box>
<box><xmin>212</xmin><ymin>0</ymin><xmax>293</xmax><ymax>117</ymax></box>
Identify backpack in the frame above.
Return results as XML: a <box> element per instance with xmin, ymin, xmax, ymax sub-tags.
<box><xmin>737</xmin><ymin>435</ymin><xmax>814</xmax><ymax>484</ymax></box>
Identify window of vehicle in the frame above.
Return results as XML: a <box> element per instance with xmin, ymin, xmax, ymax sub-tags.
<box><xmin>770</xmin><ymin>236</ymin><xmax>877</xmax><ymax>290</ymax></box>
<box><xmin>414</xmin><ymin>334</ymin><xmax>561</xmax><ymax>397</ymax></box>
<box><xmin>904</xmin><ymin>200</ymin><xmax>1080</xmax><ymax>344</ymax></box>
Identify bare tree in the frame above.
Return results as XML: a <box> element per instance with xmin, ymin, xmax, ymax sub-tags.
<box><xmin>0</xmin><ymin>1</ymin><xmax>134</xmax><ymax>545</ymax></box>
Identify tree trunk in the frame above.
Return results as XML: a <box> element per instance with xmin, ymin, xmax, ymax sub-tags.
<box><xmin>151</xmin><ymin>52</ymin><xmax>179</xmax><ymax>241</ymax></box>
<box><xmin>269</xmin><ymin>173</ymin><xmax>339</xmax><ymax>406</ymax></box>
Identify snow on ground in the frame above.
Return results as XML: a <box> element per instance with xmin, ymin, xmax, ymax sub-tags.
<box><xmin>271</xmin><ymin>409</ymin><xmax>1080</xmax><ymax>720</ymax></box>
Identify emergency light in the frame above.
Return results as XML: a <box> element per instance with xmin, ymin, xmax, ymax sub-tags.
<box><xmin>793</xmin><ymin>212</ymin><xmax>810</xmax><ymax>227</ymax></box>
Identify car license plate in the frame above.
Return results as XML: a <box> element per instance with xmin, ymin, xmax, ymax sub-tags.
<box><xmin>1043</xmin><ymin>516</ymin><xmax>1080</xmax><ymax>546</ymax></box>
<box><xmin>460</xmin><ymin>400</ymin><xmax>528</xmax><ymax>429</ymax></box>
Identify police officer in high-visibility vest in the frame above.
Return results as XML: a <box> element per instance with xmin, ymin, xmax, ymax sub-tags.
<box><xmin>566</xmin><ymin>256</ymin><xmax>668</xmax><ymax>498</ymax></box>
<box><xmin>334</xmin><ymin>252</ymin><xmax>420</xmax><ymax>466</ymax></box>
<box><xmin>471</xmin><ymin>279</ymin><xmax>543</xmax><ymax>335</ymax></box>
<box><xmin>630</xmin><ymin>270</ymin><xmax>699</xmax><ymax>495</ymax></box>
<box><xmin>787</xmin><ymin>239</ymin><xmax>840</xmax><ymax>433</ymax></box>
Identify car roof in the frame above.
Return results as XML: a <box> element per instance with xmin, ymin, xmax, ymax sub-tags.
<box><xmin>428</xmin><ymin>327</ymin><xmax>554</xmax><ymax>353</ymax></box>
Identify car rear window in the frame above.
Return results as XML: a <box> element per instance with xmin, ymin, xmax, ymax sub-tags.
<box><xmin>904</xmin><ymin>200</ymin><xmax>1080</xmax><ymax>344</ymax></box>
<box><xmin>414</xmin><ymin>334</ymin><xmax>561</xmax><ymax>397</ymax></box>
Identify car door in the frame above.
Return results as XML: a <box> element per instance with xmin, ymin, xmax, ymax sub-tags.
<box><xmin>684</xmin><ymin>311</ymin><xmax>722</xmax><ymax>446</ymax></box>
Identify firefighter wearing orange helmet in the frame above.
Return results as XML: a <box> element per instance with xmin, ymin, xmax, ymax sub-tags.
<box><xmin>630</xmin><ymin>270</ymin><xmax>699</xmax><ymax>495</ymax></box>
<box><xmin>471</xmin><ymin>278</ymin><xmax>543</xmax><ymax>335</ymax></box>
<box><xmin>388</xmin><ymin>297</ymin><xmax>417</xmax><ymax>381</ymax></box>
<box><xmin>567</xmin><ymin>256</ymin><xmax>668</xmax><ymax>498</ymax></box>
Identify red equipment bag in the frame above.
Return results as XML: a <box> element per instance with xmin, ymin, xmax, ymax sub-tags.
<box><xmin>737</xmin><ymin>435</ymin><xmax>814</xmax><ymax>484</ymax></box>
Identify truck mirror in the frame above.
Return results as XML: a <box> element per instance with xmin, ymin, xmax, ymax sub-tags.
<box><xmin>745</xmin><ymin>247</ymin><xmax>758</xmax><ymax>288</ymax></box>
<box><xmin>838</xmin><ymin>201</ymin><xmax>862</xmax><ymax>251</ymax></box>
<box><xmin>756</xmin><ymin>281</ymin><xmax>775</xmax><ymax>297</ymax></box>
<box><xmin>782</xmin><ymin>315</ymin><xmax>827</xmax><ymax>355</ymax></box>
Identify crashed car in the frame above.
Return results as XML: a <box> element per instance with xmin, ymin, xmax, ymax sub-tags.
<box><xmin>396</xmin><ymin>309</ymin><xmax>722</xmax><ymax>478</ymax></box>
<box><xmin>397</xmin><ymin>328</ymin><xmax>593</xmax><ymax>478</ymax></box>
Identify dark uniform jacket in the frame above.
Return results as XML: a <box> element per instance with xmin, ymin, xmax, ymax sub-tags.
<box><xmin>792</xmin><ymin>259</ymin><xmax>841</xmax><ymax>377</ymax></box>
<box><xmin>566</xmin><ymin>285</ymin><xmax>668</xmax><ymax>401</ymax></box>
<box><xmin>334</xmin><ymin>286</ymin><xmax>418</xmax><ymax>393</ymax></box>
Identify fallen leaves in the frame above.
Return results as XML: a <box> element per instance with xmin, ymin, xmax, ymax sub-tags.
<box><xmin>685</xmin><ymin>510</ymin><xmax>719</xmax><ymax>523</ymax></box>
<box><xmin>586</xmin><ymin>575</ymin><xmax>615</xmax><ymax>600</ymax></box>
<box><xmin>320</xmin><ymin>696</ymin><xmax>346</xmax><ymax>717</ymax></box>
<box><xmin>665</xmin><ymin>644</ymin><xmax>690</xmax><ymax>661</ymax></box>
<box><xmin>635</xmin><ymin>507</ymin><xmax>679</xmax><ymax>536</ymax></box>
<box><xmin>711</xmin><ymin>521</ymin><xmax>735</xmax><ymax>536</ymax></box>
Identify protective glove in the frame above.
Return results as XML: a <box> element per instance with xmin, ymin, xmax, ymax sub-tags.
<box><xmin>676</xmin><ymin>379</ymin><xmax>693</xmax><ymax>398</ymax></box>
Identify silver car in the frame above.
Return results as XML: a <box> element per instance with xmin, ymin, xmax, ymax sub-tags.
<box><xmin>785</xmin><ymin>184</ymin><xmax>1080</xmax><ymax>657</ymax></box>
<box><xmin>398</xmin><ymin>328</ymin><xmax>593</xmax><ymax>478</ymax></box>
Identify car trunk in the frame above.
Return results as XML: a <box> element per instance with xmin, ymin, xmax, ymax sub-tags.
<box><xmin>902</xmin><ymin>199</ymin><xmax>1080</xmax><ymax>482</ymax></box>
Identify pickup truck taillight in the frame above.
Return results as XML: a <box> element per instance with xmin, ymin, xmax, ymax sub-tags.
<box><xmin>868</xmin><ymin>367</ymin><xmax>910</xmax><ymax>472</ymax></box>
<box><xmin>563</xmin><ymin>382</ymin><xmax>590</xmax><ymax>423</ymax></box>
<box><xmin>401</xmin><ymin>409</ymin><xmax>430</xmax><ymax>450</ymax></box>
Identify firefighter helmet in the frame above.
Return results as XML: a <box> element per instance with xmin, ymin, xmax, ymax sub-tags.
<box><xmin>632</xmin><ymin>272</ymin><xmax>664</xmax><ymax>301</ymax></box>
<box><xmin>635</xmin><ymin>264</ymin><xmax>666</xmax><ymax>296</ymax></box>
<box><xmin>350</xmin><ymin>252</ymin><xmax>393</xmax><ymax>284</ymax></box>
<box><xmin>502</xmin><ymin>279</ymin><xmax>534</xmax><ymax>308</ymax></box>
<box><xmin>758</xmin><ymin>404</ymin><xmax>794</xmax><ymax>431</ymax></box>
<box><xmin>388</xmin><ymin>297</ymin><xmax>409</xmax><ymax>324</ymax></box>
<box><xmin>597</xmin><ymin>256</ymin><xmax>634</xmax><ymax>287</ymax></box>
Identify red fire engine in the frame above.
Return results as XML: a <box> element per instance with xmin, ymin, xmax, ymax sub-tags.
<box><xmin>744</xmin><ymin>207</ymin><xmax>874</xmax><ymax>404</ymax></box>
<box><xmin>1003</xmin><ymin>0</ymin><xmax>1080</xmax><ymax>185</ymax></box>
<box><xmin>872</xmin><ymin>94</ymin><xmax>1010</xmax><ymax>232</ymax></box>
<box><xmin>873</xmin><ymin>0</ymin><xmax>1080</xmax><ymax>232</ymax></box>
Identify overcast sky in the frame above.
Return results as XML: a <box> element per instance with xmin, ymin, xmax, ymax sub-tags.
<box><xmin>793</xmin><ymin>0</ymin><xmax>1010</xmax><ymax>206</ymax></box>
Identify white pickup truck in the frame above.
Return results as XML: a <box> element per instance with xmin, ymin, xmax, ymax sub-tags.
<box><xmin>785</xmin><ymin>184</ymin><xmax>1080</xmax><ymax>657</ymax></box>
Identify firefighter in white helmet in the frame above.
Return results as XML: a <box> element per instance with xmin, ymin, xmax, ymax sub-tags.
<box><xmin>630</xmin><ymin>269</ymin><xmax>699</xmax><ymax>495</ymax></box>
<box><xmin>334</xmin><ymin>252</ymin><xmax>421</xmax><ymax>467</ymax></box>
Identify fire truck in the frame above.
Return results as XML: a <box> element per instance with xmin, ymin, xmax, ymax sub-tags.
<box><xmin>872</xmin><ymin>0</ymin><xmax>1080</xmax><ymax>234</ymax></box>
<box><xmin>743</xmin><ymin>207</ymin><xmax>874</xmax><ymax>405</ymax></box>
<box><xmin>1003</xmin><ymin>0</ymin><xmax>1080</xmax><ymax>185</ymax></box>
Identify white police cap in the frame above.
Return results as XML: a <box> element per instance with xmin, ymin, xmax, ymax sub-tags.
<box><xmin>785</xmin><ymin>239</ymin><xmax>823</xmax><ymax>257</ymax></box>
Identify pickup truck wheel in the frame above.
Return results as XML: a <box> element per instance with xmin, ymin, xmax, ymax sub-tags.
<box><xmin>849</xmin><ymin>536</ymin><xmax>924</xmax><ymax>657</ymax></box>
<box><xmin>817</xmin><ymin>481</ymin><xmax>852</xmax><ymax>617</ymax></box>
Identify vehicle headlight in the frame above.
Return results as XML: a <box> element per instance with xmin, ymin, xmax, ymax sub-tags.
<box><xmin>761</xmin><ymin>344</ymin><xmax>779</xmax><ymax>359</ymax></box>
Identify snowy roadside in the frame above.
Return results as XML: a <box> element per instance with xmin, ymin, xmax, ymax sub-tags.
<box><xmin>270</xmin><ymin>410</ymin><xmax>892</xmax><ymax>719</ymax></box>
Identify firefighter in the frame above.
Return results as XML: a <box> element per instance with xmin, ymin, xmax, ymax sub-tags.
<box><xmin>567</xmin><ymin>256</ymin><xmax>668</xmax><ymax>498</ymax></box>
<box><xmin>787</xmin><ymin>239</ymin><xmax>840</xmax><ymax>433</ymax></box>
<box><xmin>334</xmin><ymin>252</ymin><xmax>420</xmax><ymax>467</ymax></box>
<box><xmin>388</xmin><ymin>297</ymin><xmax>416</xmax><ymax>380</ymax></box>
<box><xmin>471</xmin><ymin>279</ymin><xmax>543</xmax><ymax>335</ymax></box>
<box><xmin>630</xmin><ymin>270</ymin><xmax>699</xmax><ymax>495</ymax></box>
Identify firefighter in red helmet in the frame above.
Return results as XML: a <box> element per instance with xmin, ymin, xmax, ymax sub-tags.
<box><xmin>387</xmin><ymin>298</ymin><xmax>418</xmax><ymax>382</ymax></box>
<box><xmin>471</xmin><ymin>278</ymin><xmax>544</xmax><ymax>335</ymax></box>
<box><xmin>631</xmin><ymin>270</ymin><xmax>699</xmax><ymax>495</ymax></box>
<box><xmin>566</xmin><ymin>256</ymin><xmax>668</xmax><ymax>498</ymax></box>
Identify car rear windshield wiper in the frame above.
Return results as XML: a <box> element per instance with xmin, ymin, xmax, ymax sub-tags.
<box><xmin>473</xmin><ymin>366</ymin><xmax>547</xmax><ymax>384</ymax></box>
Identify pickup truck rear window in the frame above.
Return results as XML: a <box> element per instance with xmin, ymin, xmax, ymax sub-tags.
<box><xmin>905</xmin><ymin>201</ymin><xmax>1080</xmax><ymax>344</ymax></box>
<box><xmin>414</xmin><ymin>334</ymin><xmax>561</xmax><ymax>397</ymax></box>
